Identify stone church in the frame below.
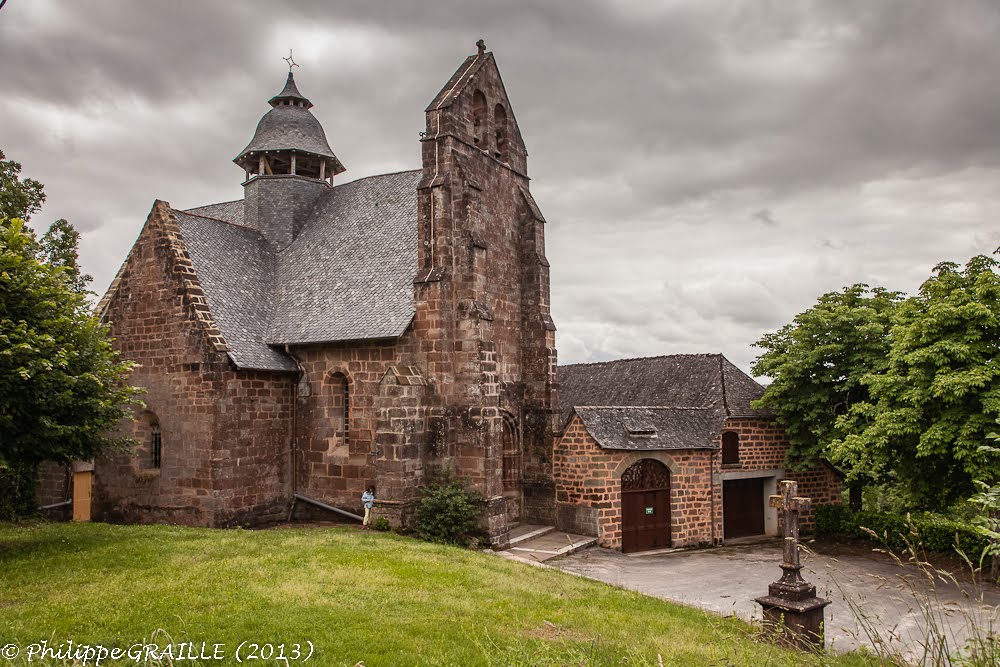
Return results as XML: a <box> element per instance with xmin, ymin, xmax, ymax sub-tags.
<box><xmin>36</xmin><ymin>44</ymin><xmax>842</xmax><ymax>551</ymax></box>
<box><xmin>85</xmin><ymin>43</ymin><xmax>557</xmax><ymax>548</ymax></box>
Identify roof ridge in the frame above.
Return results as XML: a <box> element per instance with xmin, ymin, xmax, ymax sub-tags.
<box><xmin>560</xmin><ymin>353</ymin><xmax>723</xmax><ymax>369</ymax></box>
<box><xmin>575</xmin><ymin>405</ymin><xmax>718</xmax><ymax>410</ymax></box>
<box><xmin>334</xmin><ymin>168</ymin><xmax>422</xmax><ymax>189</ymax></box>
<box><xmin>718</xmin><ymin>354</ymin><xmax>731</xmax><ymax>416</ymax></box>
<box><xmin>185</xmin><ymin>198</ymin><xmax>242</xmax><ymax>211</ymax></box>
<box><xmin>172</xmin><ymin>209</ymin><xmax>261</xmax><ymax>236</ymax></box>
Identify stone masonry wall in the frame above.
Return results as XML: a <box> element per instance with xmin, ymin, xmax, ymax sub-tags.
<box><xmin>554</xmin><ymin>415</ymin><xmax>716</xmax><ymax>550</ymax></box>
<box><xmin>716</xmin><ymin>417</ymin><xmax>843</xmax><ymax>533</ymax></box>
<box><xmin>94</xmin><ymin>201</ymin><xmax>294</xmax><ymax>527</ymax></box>
<box><xmin>414</xmin><ymin>52</ymin><xmax>557</xmax><ymax>545</ymax></box>
<box><xmin>290</xmin><ymin>338</ymin><xmax>412</xmax><ymax>518</ymax></box>
<box><xmin>554</xmin><ymin>413</ymin><xmax>844</xmax><ymax>551</ymax></box>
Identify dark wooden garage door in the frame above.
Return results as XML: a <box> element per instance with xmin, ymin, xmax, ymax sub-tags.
<box><xmin>621</xmin><ymin>459</ymin><xmax>671</xmax><ymax>553</ymax></box>
<box><xmin>723</xmin><ymin>477</ymin><xmax>765</xmax><ymax>539</ymax></box>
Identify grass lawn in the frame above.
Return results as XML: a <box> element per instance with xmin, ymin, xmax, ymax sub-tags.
<box><xmin>0</xmin><ymin>522</ymin><xmax>874</xmax><ymax>666</ymax></box>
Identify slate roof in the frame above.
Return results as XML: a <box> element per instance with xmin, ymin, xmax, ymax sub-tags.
<box><xmin>185</xmin><ymin>200</ymin><xmax>244</xmax><ymax>226</ymax></box>
<box><xmin>173</xmin><ymin>212</ymin><xmax>296</xmax><ymax>372</ymax></box>
<box><xmin>236</xmin><ymin>105</ymin><xmax>342</xmax><ymax>165</ymax></box>
<box><xmin>175</xmin><ymin>169</ymin><xmax>421</xmax><ymax>371</ymax></box>
<box><xmin>269</xmin><ymin>72</ymin><xmax>313</xmax><ymax>109</ymax></box>
<box><xmin>268</xmin><ymin>170</ymin><xmax>421</xmax><ymax>345</ymax></box>
<box><xmin>235</xmin><ymin>73</ymin><xmax>346</xmax><ymax>174</ymax></box>
<box><xmin>559</xmin><ymin>354</ymin><xmax>771</xmax><ymax>449</ymax></box>
<box><xmin>574</xmin><ymin>407</ymin><xmax>724</xmax><ymax>451</ymax></box>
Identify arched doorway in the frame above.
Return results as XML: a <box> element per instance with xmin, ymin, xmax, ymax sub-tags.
<box><xmin>500</xmin><ymin>412</ymin><xmax>521</xmax><ymax>523</ymax></box>
<box><xmin>621</xmin><ymin>459</ymin><xmax>671</xmax><ymax>553</ymax></box>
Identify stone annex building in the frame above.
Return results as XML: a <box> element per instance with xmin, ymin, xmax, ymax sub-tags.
<box><xmin>39</xmin><ymin>45</ymin><xmax>841</xmax><ymax>551</ymax></box>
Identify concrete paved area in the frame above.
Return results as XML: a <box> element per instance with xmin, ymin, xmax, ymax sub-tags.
<box><xmin>553</xmin><ymin>539</ymin><xmax>999</xmax><ymax>658</ymax></box>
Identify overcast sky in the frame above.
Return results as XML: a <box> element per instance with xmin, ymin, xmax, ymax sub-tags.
<box><xmin>2</xmin><ymin>0</ymin><xmax>998</xmax><ymax>377</ymax></box>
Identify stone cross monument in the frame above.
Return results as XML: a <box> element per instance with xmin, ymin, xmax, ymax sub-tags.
<box><xmin>755</xmin><ymin>480</ymin><xmax>831</xmax><ymax>650</ymax></box>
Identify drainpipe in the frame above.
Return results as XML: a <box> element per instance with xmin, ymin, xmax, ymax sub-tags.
<box><xmin>38</xmin><ymin>500</ymin><xmax>72</xmax><ymax>511</ymax></box>
<box><xmin>285</xmin><ymin>345</ymin><xmax>303</xmax><ymax>520</ymax></box>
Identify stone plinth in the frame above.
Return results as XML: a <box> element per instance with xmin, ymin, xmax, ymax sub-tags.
<box><xmin>756</xmin><ymin>480</ymin><xmax>831</xmax><ymax>651</ymax></box>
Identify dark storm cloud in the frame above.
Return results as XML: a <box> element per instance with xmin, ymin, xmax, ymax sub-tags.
<box><xmin>1</xmin><ymin>0</ymin><xmax>998</xmax><ymax>374</ymax></box>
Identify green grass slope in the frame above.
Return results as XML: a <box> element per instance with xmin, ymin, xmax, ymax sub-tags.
<box><xmin>0</xmin><ymin>522</ymin><xmax>871</xmax><ymax>666</ymax></box>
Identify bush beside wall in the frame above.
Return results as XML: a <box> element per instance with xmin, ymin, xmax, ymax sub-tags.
<box><xmin>815</xmin><ymin>504</ymin><xmax>989</xmax><ymax>556</ymax></box>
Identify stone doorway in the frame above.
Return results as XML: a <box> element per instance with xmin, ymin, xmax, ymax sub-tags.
<box><xmin>723</xmin><ymin>477</ymin><xmax>766</xmax><ymax>539</ymax></box>
<box><xmin>501</xmin><ymin>412</ymin><xmax>521</xmax><ymax>524</ymax></box>
<box><xmin>621</xmin><ymin>459</ymin><xmax>671</xmax><ymax>553</ymax></box>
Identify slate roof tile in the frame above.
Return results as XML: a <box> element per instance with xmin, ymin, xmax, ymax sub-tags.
<box><xmin>173</xmin><ymin>211</ymin><xmax>296</xmax><ymax>372</ymax></box>
<box><xmin>269</xmin><ymin>169</ymin><xmax>420</xmax><ymax>345</ymax></box>
<box><xmin>559</xmin><ymin>354</ymin><xmax>771</xmax><ymax>450</ymax></box>
<box><xmin>185</xmin><ymin>200</ymin><xmax>244</xmax><ymax>226</ymax></box>
<box><xmin>575</xmin><ymin>406</ymin><xmax>725</xmax><ymax>451</ymax></box>
<box><xmin>176</xmin><ymin>169</ymin><xmax>421</xmax><ymax>370</ymax></box>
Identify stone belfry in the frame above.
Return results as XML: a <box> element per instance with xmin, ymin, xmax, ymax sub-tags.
<box><xmin>234</xmin><ymin>70</ymin><xmax>347</xmax><ymax>250</ymax></box>
<box><xmin>411</xmin><ymin>40</ymin><xmax>559</xmax><ymax>543</ymax></box>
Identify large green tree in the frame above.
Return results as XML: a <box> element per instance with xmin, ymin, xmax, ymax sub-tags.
<box><xmin>0</xmin><ymin>150</ymin><xmax>141</xmax><ymax>473</ymax></box>
<box><xmin>752</xmin><ymin>284</ymin><xmax>902</xmax><ymax>472</ymax></box>
<box><xmin>837</xmin><ymin>256</ymin><xmax>1000</xmax><ymax>508</ymax></box>
<box><xmin>755</xmin><ymin>255</ymin><xmax>1000</xmax><ymax>511</ymax></box>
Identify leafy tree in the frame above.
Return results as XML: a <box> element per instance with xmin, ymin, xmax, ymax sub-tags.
<box><xmin>0</xmin><ymin>218</ymin><xmax>141</xmax><ymax>468</ymax></box>
<box><xmin>40</xmin><ymin>218</ymin><xmax>93</xmax><ymax>293</ymax></box>
<box><xmin>752</xmin><ymin>284</ymin><xmax>902</xmax><ymax>476</ymax></box>
<box><xmin>0</xmin><ymin>149</ymin><xmax>45</xmax><ymax>223</ymax></box>
<box><xmin>0</xmin><ymin>149</ymin><xmax>141</xmax><ymax>475</ymax></box>
<box><xmin>837</xmin><ymin>256</ymin><xmax>1000</xmax><ymax>508</ymax></box>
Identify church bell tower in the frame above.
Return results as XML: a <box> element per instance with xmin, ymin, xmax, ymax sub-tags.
<box><xmin>234</xmin><ymin>71</ymin><xmax>346</xmax><ymax>251</ymax></box>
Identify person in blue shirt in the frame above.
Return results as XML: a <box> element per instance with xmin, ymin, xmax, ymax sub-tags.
<box><xmin>361</xmin><ymin>485</ymin><xmax>376</xmax><ymax>529</ymax></box>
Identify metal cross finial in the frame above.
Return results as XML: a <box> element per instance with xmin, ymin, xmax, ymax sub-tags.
<box><xmin>476</xmin><ymin>39</ymin><xmax>486</xmax><ymax>56</ymax></box>
<box><xmin>283</xmin><ymin>49</ymin><xmax>299</xmax><ymax>72</ymax></box>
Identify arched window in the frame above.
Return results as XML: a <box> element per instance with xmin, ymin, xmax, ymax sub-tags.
<box><xmin>722</xmin><ymin>431</ymin><xmax>740</xmax><ymax>465</ymax></box>
<box><xmin>494</xmin><ymin>104</ymin><xmax>508</xmax><ymax>160</ymax></box>
<box><xmin>472</xmin><ymin>90</ymin><xmax>487</xmax><ymax>147</ymax></box>
<box><xmin>151</xmin><ymin>421</ymin><xmax>162</xmax><ymax>469</ymax></box>
<box><xmin>328</xmin><ymin>372</ymin><xmax>350</xmax><ymax>447</ymax></box>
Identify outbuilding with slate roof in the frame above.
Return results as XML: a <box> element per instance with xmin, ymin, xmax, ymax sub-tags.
<box><xmin>554</xmin><ymin>354</ymin><xmax>842</xmax><ymax>552</ymax></box>
<box><xmin>80</xmin><ymin>44</ymin><xmax>559</xmax><ymax>548</ymax></box>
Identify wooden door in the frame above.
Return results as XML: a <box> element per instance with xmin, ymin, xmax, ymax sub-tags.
<box><xmin>621</xmin><ymin>460</ymin><xmax>671</xmax><ymax>553</ymax></box>
<box><xmin>723</xmin><ymin>477</ymin><xmax>765</xmax><ymax>539</ymax></box>
<box><xmin>72</xmin><ymin>470</ymin><xmax>93</xmax><ymax>522</ymax></box>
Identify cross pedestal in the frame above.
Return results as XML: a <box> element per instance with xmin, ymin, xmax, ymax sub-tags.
<box><xmin>755</xmin><ymin>480</ymin><xmax>831</xmax><ymax>651</ymax></box>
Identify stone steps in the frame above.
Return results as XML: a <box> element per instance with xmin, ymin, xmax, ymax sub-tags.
<box><xmin>499</xmin><ymin>526</ymin><xmax>598</xmax><ymax>564</ymax></box>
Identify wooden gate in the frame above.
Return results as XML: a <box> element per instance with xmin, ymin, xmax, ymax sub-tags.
<box><xmin>621</xmin><ymin>459</ymin><xmax>671</xmax><ymax>553</ymax></box>
<box><xmin>723</xmin><ymin>477</ymin><xmax>765</xmax><ymax>539</ymax></box>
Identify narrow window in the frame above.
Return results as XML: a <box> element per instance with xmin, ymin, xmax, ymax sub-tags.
<box><xmin>343</xmin><ymin>380</ymin><xmax>350</xmax><ymax>447</ymax></box>
<box><xmin>151</xmin><ymin>421</ymin><xmax>162</xmax><ymax>469</ymax></box>
<box><xmin>329</xmin><ymin>372</ymin><xmax>350</xmax><ymax>448</ymax></box>
<box><xmin>472</xmin><ymin>90</ymin><xmax>487</xmax><ymax>147</ymax></box>
<box><xmin>721</xmin><ymin>431</ymin><xmax>739</xmax><ymax>465</ymax></box>
<box><xmin>494</xmin><ymin>104</ymin><xmax>508</xmax><ymax>159</ymax></box>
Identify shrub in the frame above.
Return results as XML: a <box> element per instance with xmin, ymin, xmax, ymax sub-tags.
<box><xmin>0</xmin><ymin>462</ymin><xmax>37</xmax><ymax>520</ymax></box>
<box><xmin>414</xmin><ymin>471</ymin><xmax>484</xmax><ymax>546</ymax></box>
<box><xmin>814</xmin><ymin>504</ymin><xmax>989</xmax><ymax>555</ymax></box>
<box><xmin>372</xmin><ymin>516</ymin><xmax>391</xmax><ymax>532</ymax></box>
